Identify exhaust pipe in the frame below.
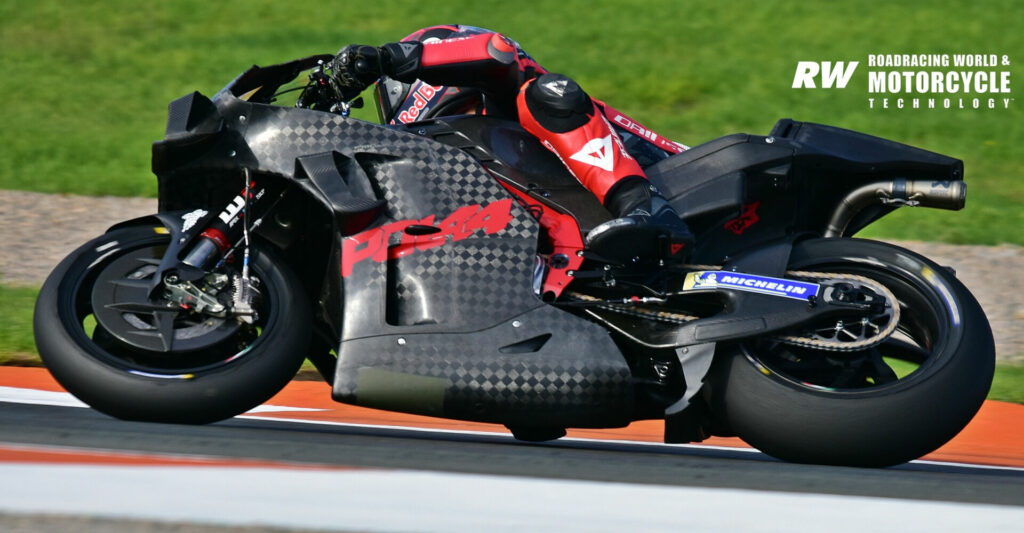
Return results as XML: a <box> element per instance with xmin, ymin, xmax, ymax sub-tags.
<box><xmin>824</xmin><ymin>178</ymin><xmax>966</xmax><ymax>237</ymax></box>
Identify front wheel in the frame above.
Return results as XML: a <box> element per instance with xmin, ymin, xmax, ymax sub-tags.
<box><xmin>34</xmin><ymin>224</ymin><xmax>311</xmax><ymax>424</ymax></box>
<box><xmin>707</xmin><ymin>238</ymin><xmax>995</xmax><ymax>467</ymax></box>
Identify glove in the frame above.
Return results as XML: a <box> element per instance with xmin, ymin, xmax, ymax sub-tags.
<box><xmin>332</xmin><ymin>44</ymin><xmax>383</xmax><ymax>93</ymax></box>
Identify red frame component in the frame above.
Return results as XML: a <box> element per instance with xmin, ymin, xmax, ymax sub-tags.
<box><xmin>497</xmin><ymin>182</ymin><xmax>584</xmax><ymax>298</ymax></box>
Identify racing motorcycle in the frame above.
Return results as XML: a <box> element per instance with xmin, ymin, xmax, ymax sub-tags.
<box><xmin>34</xmin><ymin>55</ymin><xmax>995</xmax><ymax>467</ymax></box>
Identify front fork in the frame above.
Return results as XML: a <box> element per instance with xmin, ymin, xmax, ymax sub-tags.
<box><xmin>157</xmin><ymin>170</ymin><xmax>278</xmax><ymax>323</ymax></box>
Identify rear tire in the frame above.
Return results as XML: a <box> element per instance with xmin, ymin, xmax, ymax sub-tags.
<box><xmin>707</xmin><ymin>238</ymin><xmax>994</xmax><ymax>467</ymax></box>
<box><xmin>34</xmin><ymin>224</ymin><xmax>310</xmax><ymax>424</ymax></box>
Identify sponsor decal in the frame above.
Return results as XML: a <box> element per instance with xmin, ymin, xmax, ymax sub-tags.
<box><xmin>792</xmin><ymin>54</ymin><xmax>1014</xmax><ymax>111</ymax></box>
<box><xmin>218</xmin><ymin>196</ymin><xmax>246</xmax><ymax>226</ymax></box>
<box><xmin>541</xmin><ymin>77</ymin><xmax>569</xmax><ymax>97</ymax></box>
<box><xmin>396</xmin><ymin>83</ymin><xmax>445</xmax><ymax>124</ymax></box>
<box><xmin>570</xmin><ymin>135</ymin><xmax>615</xmax><ymax>171</ymax></box>
<box><xmin>216</xmin><ymin>183</ymin><xmax>264</xmax><ymax>228</ymax></box>
<box><xmin>611</xmin><ymin>113</ymin><xmax>687</xmax><ymax>153</ymax></box>
<box><xmin>341</xmin><ymin>198</ymin><xmax>514</xmax><ymax>277</ymax></box>
<box><xmin>683</xmin><ymin>271</ymin><xmax>820</xmax><ymax>301</ymax></box>
<box><xmin>724</xmin><ymin>201</ymin><xmax>760</xmax><ymax>235</ymax></box>
<box><xmin>606</xmin><ymin>108</ymin><xmax>688</xmax><ymax>152</ymax></box>
<box><xmin>181</xmin><ymin>209</ymin><xmax>208</xmax><ymax>232</ymax></box>
<box><xmin>569</xmin><ymin>117</ymin><xmax>634</xmax><ymax>172</ymax></box>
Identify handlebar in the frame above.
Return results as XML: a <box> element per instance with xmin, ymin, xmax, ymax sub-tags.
<box><xmin>295</xmin><ymin>59</ymin><xmax>364</xmax><ymax>116</ymax></box>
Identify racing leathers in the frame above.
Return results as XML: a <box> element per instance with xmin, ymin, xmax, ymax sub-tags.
<box><xmin>333</xmin><ymin>25</ymin><xmax>695</xmax><ymax>257</ymax></box>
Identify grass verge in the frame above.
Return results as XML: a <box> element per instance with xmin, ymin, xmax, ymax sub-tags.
<box><xmin>4</xmin><ymin>283</ymin><xmax>1021</xmax><ymax>403</ymax></box>
<box><xmin>1</xmin><ymin>0</ymin><xmax>1021</xmax><ymax>244</ymax></box>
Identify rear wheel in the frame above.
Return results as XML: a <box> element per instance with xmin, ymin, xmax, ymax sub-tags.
<box><xmin>707</xmin><ymin>238</ymin><xmax>994</xmax><ymax>467</ymax></box>
<box><xmin>34</xmin><ymin>224</ymin><xmax>310</xmax><ymax>424</ymax></box>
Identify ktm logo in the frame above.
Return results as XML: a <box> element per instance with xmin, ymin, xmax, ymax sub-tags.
<box><xmin>341</xmin><ymin>199</ymin><xmax>514</xmax><ymax>277</ymax></box>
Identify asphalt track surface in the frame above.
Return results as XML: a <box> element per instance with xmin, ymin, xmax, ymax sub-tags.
<box><xmin>1</xmin><ymin>399</ymin><xmax>1023</xmax><ymax>503</ymax></box>
<box><xmin>1</xmin><ymin>368</ymin><xmax>1022</xmax><ymax>531</ymax></box>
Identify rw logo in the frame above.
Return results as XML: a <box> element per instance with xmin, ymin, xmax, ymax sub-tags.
<box><xmin>792</xmin><ymin>61</ymin><xmax>859</xmax><ymax>89</ymax></box>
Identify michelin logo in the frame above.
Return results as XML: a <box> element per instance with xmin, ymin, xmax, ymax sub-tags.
<box><xmin>684</xmin><ymin>271</ymin><xmax>820</xmax><ymax>301</ymax></box>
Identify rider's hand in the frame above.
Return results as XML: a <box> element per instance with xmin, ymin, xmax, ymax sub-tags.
<box><xmin>332</xmin><ymin>44</ymin><xmax>382</xmax><ymax>94</ymax></box>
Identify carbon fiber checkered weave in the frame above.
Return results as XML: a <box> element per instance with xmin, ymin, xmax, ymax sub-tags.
<box><xmin>333</xmin><ymin>306</ymin><xmax>633</xmax><ymax>428</ymax></box>
<box><xmin>219</xmin><ymin>101</ymin><xmax>631</xmax><ymax>426</ymax></box>
<box><xmin>229</xmin><ymin>101</ymin><xmax>539</xmax><ymax>333</ymax></box>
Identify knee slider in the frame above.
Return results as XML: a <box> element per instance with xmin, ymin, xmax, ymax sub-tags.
<box><xmin>524</xmin><ymin>73</ymin><xmax>594</xmax><ymax>132</ymax></box>
<box><xmin>529</xmin><ymin>73</ymin><xmax>590</xmax><ymax>114</ymax></box>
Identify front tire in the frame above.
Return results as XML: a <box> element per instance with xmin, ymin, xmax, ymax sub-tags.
<box><xmin>707</xmin><ymin>238</ymin><xmax>995</xmax><ymax>467</ymax></box>
<box><xmin>34</xmin><ymin>224</ymin><xmax>311</xmax><ymax>424</ymax></box>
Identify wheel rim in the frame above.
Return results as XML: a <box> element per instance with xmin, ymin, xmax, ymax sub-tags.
<box><xmin>741</xmin><ymin>262</ymin><xmax>951</xmax><ymax>395</ymax></box>
<box><xmin>64</xmin><ymin>236</ymin><xmax>271</xmax><ymax>378</ymax></box>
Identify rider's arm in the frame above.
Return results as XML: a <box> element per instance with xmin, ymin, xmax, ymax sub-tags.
<box><xmin>400</xmin><ymin>32</ymin><xmax>531</xmax><ymax>99</ymax></box>
<box><xmin>334</xmin><ymin>32</ymin><xmax>545</xmax><ymax>101</ymax></box>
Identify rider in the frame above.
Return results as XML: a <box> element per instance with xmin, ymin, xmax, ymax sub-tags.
<box><xmin>332</xmin><ymin>24</ymin><xmax>695</xmax><ymax>258</ymax></box>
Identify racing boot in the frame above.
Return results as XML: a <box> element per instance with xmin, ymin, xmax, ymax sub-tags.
<box><xmin>587</xmin><ymin>176</ymin><xmax>695</xmax><ymax>264</ymax></box>
<box><xmin>515</xmin><ymin>74</ymin><xmax>694</xmax><ymax>263</ymax></box>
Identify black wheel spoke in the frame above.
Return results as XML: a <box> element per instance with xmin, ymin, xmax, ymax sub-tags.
<box><xmin>108</xmin><ymin>278</ymin><xmax>153</xmax><ymax>290</ymax></box>
<box><xmin>104</xmin><ymin>301</ymin><xmax>179</xmax><ymax>314</ymax></box>
<box><xmin>868</xmin><ymin>348</ymin><xmax>900</xmax><ymax>385</ymax></box>
<box><xmin>151</xmin><ymin>310</ymin><xmax>180</xmax><ymax>352</ymax></box>
<box><xmin>877</xmin><ymin>337</ymin><xmax>931</xmax><ymax>364</ymax></box>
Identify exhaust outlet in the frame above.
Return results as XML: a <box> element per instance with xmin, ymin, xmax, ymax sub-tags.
<box><xmin>825</xmin><ymin>178</ymin><xmax>967</xmax><ymax>237</ymax></box>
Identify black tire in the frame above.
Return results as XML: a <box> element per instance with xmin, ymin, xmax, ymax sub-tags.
<box><xmin>707</xmin><ymin>238</ymin><xmax>995</xmax><ymax>467</ymax></box>
<box><xmin>34</xmin><ymin>224</ymin><xmax>311</xmax><ymax>424</ymax></box>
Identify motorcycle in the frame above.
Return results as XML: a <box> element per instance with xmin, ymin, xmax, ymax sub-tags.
<box><xmin>34</xmin><ymin>55</ymin><xmax>995</xmax><ymax>467</ymax></box>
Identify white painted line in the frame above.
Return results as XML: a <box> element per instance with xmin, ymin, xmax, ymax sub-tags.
<box><xmin>245</xmin><ymin>405</ymin><xmax>327</xmax><ymax>414</ymax></box>
<box><xmin>0</xmin><ymin>386</ymin><xmax>87</xmax><ymax>408</ymax></box>
<box><xmin>0</xmin><ymin>386</ymin><xmax>325</xmax><ymax>414</ymax></box>
<box><xmin>0</xmin><ymin>463</ymin><xmax>1021</xmax><ymax>533</ymax></box>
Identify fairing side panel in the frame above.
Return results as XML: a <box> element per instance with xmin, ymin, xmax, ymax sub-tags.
<box><xmin>333</xmin><ymin>305</ymin><xmax>634</xmax><ymax>428</ymax></box>
<box><xmin>332</xmin><ymin>120</ymin><xmax>543</xmax><ymax>339</ymax></box>
<box><xmin>328</xmin><ymin>116</ymin><xmax>633</xmax><ymax>428</ymax></box>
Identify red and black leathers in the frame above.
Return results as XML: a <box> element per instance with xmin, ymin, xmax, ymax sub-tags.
<box><xmin>336</xmin><ymin>24</ymin><xmax>694</xmax><ymax>253</ymax></box>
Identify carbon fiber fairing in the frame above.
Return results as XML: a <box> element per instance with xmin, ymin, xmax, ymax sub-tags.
<box><xmin>334</xmin><ymin>305</ymin><xmax>633</xmax><ymax>428</ymax></box>
<box><xmin>154</xmin><ymin>86</ymin><xmax>632</xmax><ymax>428</ymax></box>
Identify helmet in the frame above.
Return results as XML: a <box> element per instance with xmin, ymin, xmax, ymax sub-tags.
<box><xmin>375</xmin><ymin>79</ymin><xmax>482</xmax><ymax>125</ymax></box>
<box><xmin>373</xmin><ymin>25</ymin><xmax>490</xmax><ymax>125</ymax></box>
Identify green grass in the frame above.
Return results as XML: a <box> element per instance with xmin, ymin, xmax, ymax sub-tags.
<box><xmin>0</xmin><ymin>0</ymin><xmax>1021</xmax><ymax>243</ymax></box>
<box><xmin>4</xmin><ymin>283</ymin><xmax>1022</xmax><ymax>402</ymax></box>
<box><xmin>990</xmin><ymin>364</ymin><xmax>1024</xmax><ymax>405</ymax></box>
<box><xmin>0</xmin><ymin>285</ymin><xmax>38</xmax><ymax>366</ymax></box>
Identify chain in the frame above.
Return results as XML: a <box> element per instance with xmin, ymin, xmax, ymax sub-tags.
<box><xmin>775</xmin><ymin>270</ymin><xmax>900</xmax><ymax>352</ymax></box>
<box><xmin>564</xmin><ymin>292</ymin><xmax>698</xmax><ymax>324</ymax></box>
<box><xmin>565</xmin><ymin>267</ymin><xmax>900</xmax><ymax>352</ymax></box>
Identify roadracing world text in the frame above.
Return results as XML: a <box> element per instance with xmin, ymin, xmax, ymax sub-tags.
<box><xmin>792</xmin><ymin>54</ymin><xmax>1014</xmax><ymax>111</ymax></box>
